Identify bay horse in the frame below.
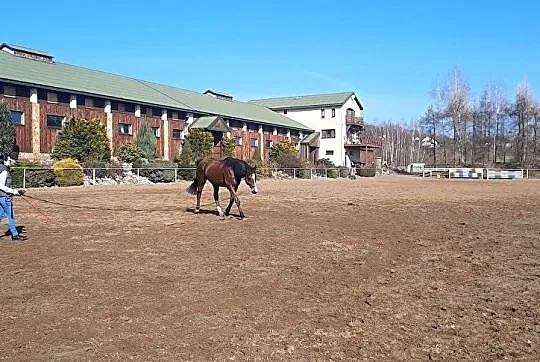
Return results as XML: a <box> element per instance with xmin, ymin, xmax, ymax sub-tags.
<box><xmin>186</xmin><ymin>157</ymin><xmax>258</xmax><ymax>219</ymax></box>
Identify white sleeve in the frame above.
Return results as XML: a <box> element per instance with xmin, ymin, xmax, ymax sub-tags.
<box><xmin>0</xmin><ymin>170</ymin><xmax>16</xmax><ymax>194</ymax></box>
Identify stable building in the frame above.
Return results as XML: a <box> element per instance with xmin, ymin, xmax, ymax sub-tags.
<box><xmin>0</xmin><ymin>43</ymin><xmax>313</xmax><ymax>162</ymax></box>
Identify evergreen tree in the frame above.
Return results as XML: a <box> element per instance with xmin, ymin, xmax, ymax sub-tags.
<box><xmin>136</xmin><ymin>122</ymin><xmax>157</xmax><ymax>160</ymax></box>
<box><xmin>0</xmin><ymin>102</ymin><xmax>15</xmax><ymax>157</ymax></box>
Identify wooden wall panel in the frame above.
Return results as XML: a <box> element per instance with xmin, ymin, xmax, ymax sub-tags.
<box><xmin>1</xmin><ymin>96</ymin><xmax>33</xmax><ymax>153</ymax></box>
<box><xmin>168</xmin><ymin>119</ymin><xmax>187</xmax><ymax>161</ymax></box>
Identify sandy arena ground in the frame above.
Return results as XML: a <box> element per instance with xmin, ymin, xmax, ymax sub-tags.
<box><xmin>0</xmin><ymin>176</ymin><xmax>539</xmax><ymax>360</ymax></box>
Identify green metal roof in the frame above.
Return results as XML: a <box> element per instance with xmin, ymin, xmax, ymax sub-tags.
<box><xmin>1</xmin><ymin>43</ymin><xmax>53</xmax><ymax>58</ymax></box>
<box><xmin>300</xmin><ymin>132</ymin><xmax>320</xmax><ymax>146</ymax></box>
<box><xmin>0</xmin><ymin>50</ymin><xmax>312</xmax><ymax>131</ymax></box>
<box><xmin>190</xmin><ymin>115</ymin><xmax>230</xmax><ymax>132</ymax></box>
<box><xmin>249</xmin><ymin>91</ymin><xmax>363</xmax><ymax>110</ymax></box>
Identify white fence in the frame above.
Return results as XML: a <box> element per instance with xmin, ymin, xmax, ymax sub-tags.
<box><xmin>422</xmin><ymin>167</ymin><xmax>540</xmax><ymax>180</ymax></box>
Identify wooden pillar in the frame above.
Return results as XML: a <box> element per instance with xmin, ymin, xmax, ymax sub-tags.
<box><xmin>30</xmin><ymin>88</ymin><xmax>40</xmax><ymax>155</ymax></box>
<box><xmin>258</xmin><ymin>124</ymin><xmax>264</xmax><ymax>161</ymax></box>
<box><xmin>162</xmin><ymin>109</ymin><xmax>169</xmax><ymax>160</ymax></box>
<box><xmin>105</xmin><ymin>100</ymin><xmax>113</xmax><ymax>156</ymax></box>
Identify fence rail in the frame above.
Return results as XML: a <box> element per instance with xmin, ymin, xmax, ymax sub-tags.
<box><xmin>11</xmin><ymin>166</ymin><xmax>540</xmax><ymax>188</ymax></box>
<box><xmin>10</xmin><ymin>166</ymin><xmax>361</xmax><ymax>188</ymax></box>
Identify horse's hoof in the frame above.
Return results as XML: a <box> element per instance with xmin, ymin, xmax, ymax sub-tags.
<box><xmin>194</xmin><ymin>209</ymin><xmax>200</xmax><ymax>214</ymax></box>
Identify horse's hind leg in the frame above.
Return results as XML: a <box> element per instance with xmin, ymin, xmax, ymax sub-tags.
<box><xmin>195</xmin><ymin>178</ymin><xmax>206</xmax><ymax>213</ymax></box>
<box><xmin>213</xmin><ymin>184</ymin><xmax>225</xmax><ymax>219</ymax></box>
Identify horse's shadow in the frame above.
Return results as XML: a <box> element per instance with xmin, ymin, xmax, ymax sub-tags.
<box><xmin>184</xmin><ymin>208</ymin><xmax>243</xmax><ymax>220</ymax></box>
<box><xmin>1</xmin><ymin>225</ymin><xmax>26</xmax><ymax>238</ymax></box>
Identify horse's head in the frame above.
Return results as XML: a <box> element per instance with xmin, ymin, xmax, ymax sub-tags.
<box><xmin>244</xmin><ymin>165</ymin><xmax>258</xmax><ymax>194</ymax></box>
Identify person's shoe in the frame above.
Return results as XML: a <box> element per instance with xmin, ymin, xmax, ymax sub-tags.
<box><xmin>11</xmin><ymin>235</ymin><xmax>27</xmax><ymax>241</ymax></box>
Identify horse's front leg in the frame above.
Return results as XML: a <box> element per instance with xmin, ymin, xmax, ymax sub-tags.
<box><xmin>225</xmin><ymin>185</ymin><xmax>238</xmax><ymax>216</ymax></box>
<box><xmin>213</xmin><ymin>184</ymin><xmax>225</xmax><ymax>219</ymax></box>
<box><xmin>226</xmin><ymin>184</ymin><xmax>245</xmax><ymax>219</ymax></box>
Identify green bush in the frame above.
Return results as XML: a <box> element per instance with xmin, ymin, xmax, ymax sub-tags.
<box><xmin>221</xmin><ymin>137</ymin><xmax>237</xmax><ymax>158</ymax></box>
<box><xmin>269</xmin><ymin>141</ymin><xmax>298</xmax><ymax>166</ymax></box>
<box><xmin>357</xmin><ymin>168</ymin><xmax>376</xmax><ymax>177</ymax></box>
<box><xmin>134</xmin><ymin>159</ymin><xmax>177</xmax><ymax>183</ymax></box>
<box><xmin>11</xmin><ymin>160</ymin><xmax>55</xmax><ymax>188</ymax></box>
<box><xmin>184</xmin><ymin>128</ymin><xmax>214</xmax><ymax>161</ymax></box>
<box><xmin>247</xmin><ymin>158</ymin><xmax>272</xmax><ymax>178</ymax></box>
<box><xmin>317</xmin><ymin>158</ymin><xmax>337</xmax><ymax>178</ymax></box>
<box><xmin>136</xmin><ymin>123</ymin><xmax>157</xmax><ymax>160</ymax></box>
<box><xmin>51</xmin><ymin>117</ymin><xmax>111</xmax><ymax>162</ymax></box>
<box><xmin>81</xmin><ymin>160</ymin><xmax>124</xmax><ymax>180</ymax></box>
<box><xmin>53</xmin><ymin>158</ymin><xmax>85</xmax><ymax>186</ymax></box>
<box><xmin>117</xmin><ymin>142</ymin><xmax>145</xmax><ymax>164</ymax></box>
<box><xmin>299</xmin><ymin>160</ymin><xmax>312</xmax><ymax>179</ymax></box>
<box><xmin>278</xmin><ymin>155</ymin><xmax>303</xmax><ymax>177</ymax></box>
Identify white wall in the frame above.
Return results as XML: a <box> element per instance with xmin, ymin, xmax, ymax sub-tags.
<box><xmin>276</xmin><ymin>94</ymin><xmax>363</xmax><ymax>166</ymax></box>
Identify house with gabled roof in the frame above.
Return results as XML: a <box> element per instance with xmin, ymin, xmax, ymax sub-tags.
<box><xmin>0</xmin><ymin>43</ymin><xmax>312</xmax><ymax>162</ymax></box>
<box><xmin>250</xmin><ymin>92</ymin><xmax>382</xmax><ymax>167</ymax></box>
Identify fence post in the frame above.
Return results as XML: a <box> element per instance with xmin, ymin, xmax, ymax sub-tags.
<box><xmin>92</xmin><ymin>168</ymin><xmax>96</xmax><ymax>184</ymax></box>
<box><xmin>310</xmin><ymin>168</ymin><xmax>313</xmax><ymax>179</ymax></box>
<box><xmin>527</xmin><ymin>169</ymin><xmax>529</xmax><ymax>179</ymax></box>
<box><xmin>325</xmin><ymin>168</ymin><xmax>327</xmax><ymax>178</ymax></box>
<box><xmin>521</xmin><ymin>169</ymin><xmax>524</xmax><ymax>180</ymax></box>
<box><xmin>137</xmin><ymin>168</ymin><xmax>140</xmax><ymax>184</ymax></box>
<box><xmin>293</xmin><ymin>168</ymin><xmax>296</xmax><ymax>179</ymax></box>
<box><xmin>22</xmin><ymin>168</ymin><xmax>26</xmax><ymax>189</ymax></box>
<box><xmin>174</xmin><ymin>168</ymin><xmax>178</xmax><ymax>183</ymax></box>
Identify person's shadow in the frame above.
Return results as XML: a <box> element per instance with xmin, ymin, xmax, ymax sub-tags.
<box><xmin>1</xmin><ymin>225</ymin><xmax>25</xmax><ymax>238</ymax></box>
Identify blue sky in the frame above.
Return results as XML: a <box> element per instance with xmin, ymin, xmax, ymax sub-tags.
<box><xmin>3</xmin><ymin>0</ymin><xmax>539</xmax><ymax>125</ymax></box>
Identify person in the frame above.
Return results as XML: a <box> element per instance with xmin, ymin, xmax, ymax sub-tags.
<box><xmin>0</xmin><ymin>154</ymin><xmax>25</xmax><ymax>240</ymax></box>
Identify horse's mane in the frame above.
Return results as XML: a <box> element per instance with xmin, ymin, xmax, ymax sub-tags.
<box><xmin>223</xmin><ymin>157</ymin><xmax>252</xmax><ymax>182</ymax></box>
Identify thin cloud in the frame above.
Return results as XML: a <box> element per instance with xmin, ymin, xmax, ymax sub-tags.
<box><xmin>303</xmin><ymin>69</ymin><xmax>354</xmax><ymax>90</ymax></box>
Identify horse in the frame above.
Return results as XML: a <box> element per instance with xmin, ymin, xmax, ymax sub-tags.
<box><xmin>186</xmin><ymin>157</ymin><xmax>258</xmax><ymax>219</ymax></box>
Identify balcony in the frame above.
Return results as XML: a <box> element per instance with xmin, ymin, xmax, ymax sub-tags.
<box><xmin>345</xmin><ymin>135</ymin><xmax>383</xmax><ymax>148</ymax></box>
<box><xmin>345</xmin><ymin>115</ymin><xmax>364</xmax><ymax>126</ymax></box>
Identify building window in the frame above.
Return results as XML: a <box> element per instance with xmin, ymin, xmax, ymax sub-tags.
<box><xmin>117</xmin><ymin>103</ymin><xmax>125</xmax><ymax>112</ymax></box>
<box><xmin>118</xmin><ymin>123</ymin><xmax>132</xmax><ymax>135</ymax></box>
<box><xmin>234</xmin><ymin>136</ymin><xmax>243</xmax><ymax>145</ymax></box>
<box><xmin>171</xmin><ymin>111</ymin><xmax>179</xmax><ymax>120</ymax></box>
<box><xmin>321</xmin><ymin>129</ymin><xmax>335</xmax><ymax>138</ymax></box>
<box><xmin>146</xmin><ymin>107</ymin><xmax>153</xmax><ymax>117</ymax></box>
<box><xmin>172</xmin><ymin>129</ymin><xmax>182</xmax><ymax>139</ymax></box>
<box><xmin>10</xmin><ymin>111</ymin><xmax>24</xmax><ymax>126</ymax></box>
<box><xmin>326</xmin><ymin>150</ymin><xmax>334</xmax><ymax>155</ymax></box>
<box><xmin>250</xmin><ymin>138</ymin><xmax>259</xmax><ymax>147</ymax></box>
<box><xmin>47</xmin><ymin>115</ymin><xmax>64</xmax><ymax>129</ymax></box>
<box><xmin>229</xmin><ymin>120</ymin><xmax>243</xmax><ymax>129</ymax></box>
<box><xmin>321</xmin><ymin>109</ymin><xmax>325</xmax><ymax>118</ymax></box>
<box><xmin>331</xmin><ymin>108</ymin><xmax>335</xmax><ymax>117</ymax></box>
<box><xmin>47</xmin><ymin>92</ymin><xmax>58</xmax><ymax>103</ymax></box>
<box><xmin>85</xmin><ymin>97</ymin><xmax>94</xmax><ymax>108</ymax></box>
<box><xmin>152</xmin><ymin>127</ymin><xmax>160</xmax><ymax>138</ymax></box>
<box><xmin>3</xmin><ymin>86</ymin><xmax>16</xmax><ymax>97</ymax></box>
<box><xmin>265</xmin><ymin>140</ymin><xmax>273</xmax><ymax>148</ymax></box>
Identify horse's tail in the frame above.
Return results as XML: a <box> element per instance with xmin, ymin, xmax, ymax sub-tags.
<box><xmin>186</xmin><ymin>181</ymin><xmax>198</xmax><ymax>195</ymax></box>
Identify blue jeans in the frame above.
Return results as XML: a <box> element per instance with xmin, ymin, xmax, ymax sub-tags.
<box><xmin>0</xmin><ymin>196</ymin><xmax>18</xmax><ymax>237</ymax></box>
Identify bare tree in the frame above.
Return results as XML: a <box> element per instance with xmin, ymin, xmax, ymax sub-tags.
<box><xmin>512</xmin><ymin>81</ymin><xmax>535</xmax><ymax>166</ymax></box>
<box><xmin>444</xmin><ymin>68</ymin><xmax>472</xmax><ymax>166</ymax></box>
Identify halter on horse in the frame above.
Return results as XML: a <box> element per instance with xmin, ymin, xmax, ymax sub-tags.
<box><xmin>186</xmin><ymin>157</ymin><xmax>258</xmax><ymax>219</ymax></box>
